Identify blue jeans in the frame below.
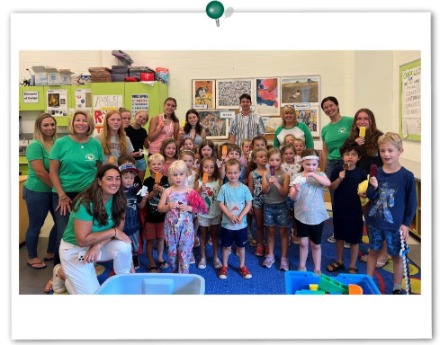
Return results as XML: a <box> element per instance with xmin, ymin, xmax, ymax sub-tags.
<box><xmin>23</xmin><ymin>187</ymin><xmax>57</xmax><ymax>259</ymax></box>
<box><xmin>53</xmin><ymin>192</ymin><xmax>79</xmax><ymax>266</ymax></box>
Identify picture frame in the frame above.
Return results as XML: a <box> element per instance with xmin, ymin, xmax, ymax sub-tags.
<box><xmin>281</xmin><ymin>75</ymin><xmax>320</xmax><ymax>105</ymax></box>
<box><xmin>216</xmin><ymin>78</ymin><xmax>253</xmax><ymax>109</ymax></box>
<box><xmin>294</xmin><ymin>104</ymin><xmax>320</xmax><ymax>138</ymax></box>
<box><xmin>192</xmin><ymin>79</ymin><xmax>215</xmax><ymax>109</ymax></box>
<box><xmin>261</xmin><ymin>116</ymin><xmax>282</xmax><ymax>134</ymax></box>
<box><xmin>255</xmin><ymin>77</ymin><xmax>280</xmax><ymax>116</ymax></box>
<box><xmin>198</xmin><ymin>109</ymin><xmax>235</xmax><ymax>139</ymax></box>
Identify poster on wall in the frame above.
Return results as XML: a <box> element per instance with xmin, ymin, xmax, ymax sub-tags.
<box><xmin>216</xmin><ymin>79</ymin><xmax>253</xmax><ymax>109</ymax></box>
<box><xmin>198</xmin><ymin>109</ymin><xmax>234</xmax><ymax>139</ymax></box>
<box><xmin>93</xmin><ymin>95</ymin><xmax>123</xmax><ymax>134</ymax></box>
<box><xmin>261</xmin><ymin>116</ymin><xmax>282</xmax><ymax>134</ymax></box>
<box><xmin>47</xmin><ymin>89</ymin><xmax>68</xmax><ymax>116</ymax></box>
<box><xmin>192</xmin><ymin>80</ymin><xmax>215</xmax><ymax>109</ymax></box>
<box><xmin>294</xmin><ymin>104</ymin><xmax>320</xmax><ymax>138</ymax></box>
<box><xmin>131</xmin><ymin>94</ymin><xmax>149</xmax><ymax>115</ymax></box>
<box><xmin>281</xmin><ymin>76</ymin><xmax>320</xmax><ymax>105</ymax></box>
<box><xmin>400</xmin><ymin>59</ymin><xmax>421</xmax><ymax>142</ymax></box>
<box><xmin>255</xmin><ymin>77</ymin><xmax>279</xmax><ymax>115</ymax></box>
<box><xmin>74</xmin><ymin>89</ymin><xmax>92</xmax><ymax>114</ymax></box>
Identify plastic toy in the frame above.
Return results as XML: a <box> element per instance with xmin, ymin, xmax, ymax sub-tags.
<box><xmin>399</xmin><ymin>230</ymin><xmax>412</xmax><ymax>294</ymax></box>
<box><xmin>348</xmin><ymin>284</ymin><xmax>363</xmax><ymax>295</ymax></box>
<box><xmin>318</xmin><ymin>274</ymin><xmax>349</xmax><ymax>294</ymax></box>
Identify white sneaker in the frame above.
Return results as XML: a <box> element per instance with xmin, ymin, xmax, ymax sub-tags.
<box><xmin>198</xmin><ymin>258</ymin><xmax>206</xmax><ymax>269</ymax></box>
<box><xmin>344</xmin><ymin>242</ymin><xmax>351</xmax><ymax>249</ymax></box>
<box><xmin>190</xmin><ymin>253</ymin><xmax>196</xmax><ymax>264</ymax></box>
<box><xmin>327</xmin><ymin>235</ymin><xmax>336</xmax><ymax>243</ymax></box>
<box><xmin>52</xmin><ymin>264</ymin><xmax>66</xmax><ymax>294</ymax></box>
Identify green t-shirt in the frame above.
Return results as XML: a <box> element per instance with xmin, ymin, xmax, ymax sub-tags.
<box><xmin>63</xmin><ymin>198</ymin><xmax>114</xmax><ymax>245</ymax></box>
<box><xmin>321</xmin><ymin>116</ymin><xmax>353</xmax><ymax>160</ymax></box>
<box><xmin>273</xmin><ymin>122</ymin><xmax>314</xmax><ymax>149</ymax></box>
<box><xmin>24</xmin><ymin>140</ymin><xmax>52</xmax><ymax>192</ymax></box>
<box><xmin>50</xmin><ymin>136</ymin><xmax>104</xmax><ymax>193</ymax></box>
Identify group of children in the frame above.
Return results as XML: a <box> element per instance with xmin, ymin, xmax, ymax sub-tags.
<box><xmin>117</xmin><ymin>130</ymin><xmax>417</xmax><ymax>293</ymax></box>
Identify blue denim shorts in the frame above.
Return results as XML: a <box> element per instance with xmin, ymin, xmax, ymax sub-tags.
<box><xmin>264</xmin><ymin>202</ymin><xmax>290</xmax><ymax>227</ymax></box>
<box><xmin>368</xmin><ymin>224</ymin><xmax>401</xmax><ymax>257</ymax></box>
<box><xmin>135</xmin><ymin>157</ymin><xmax>147</xmax><ymax>171</ymax></box>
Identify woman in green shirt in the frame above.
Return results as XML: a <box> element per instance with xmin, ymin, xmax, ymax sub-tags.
<box><xmin>273</xmin><ymin>105</ymin><xmax>314</xmax><ymax>149</ymax></box>
<box><xmin>23</xmin><ymin>113</ymin><xmax>57</xmax><ymax>270</ymax></box>
<box><xmin>52</xmin><ymin>164</ymin><xmax>132</xmax><ymax>294</ymax></box>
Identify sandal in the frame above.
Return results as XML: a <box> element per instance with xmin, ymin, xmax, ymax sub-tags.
<box><xmin>376</xmin><ymin>260</ymin><xmax>389</xmax><ymax>269</ymax></box>
<box><xmin>147</xmin><ymin>266</ymin><xmax>160</xmax><ymax>273</ymax></box>
<box><xmin>157</xmin><ymin>261</ymin><xmax>169</xmax><ymax>269</ymax></box>
<box><xmin>348</xmin><ymin>267</ymin><xmax>358</xmax><ymax>274</ymax></box>
<box><xmin>326</xmin><ymin>261</ymin><xmax>345</xmax><ymax>272</ymax></box>
<box><xmin>27</xmin><ymin>261</ymin><xmax>47</xmax><ymax>270</ymax></box>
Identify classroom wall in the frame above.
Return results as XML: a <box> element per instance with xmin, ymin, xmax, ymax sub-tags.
<box><xmin>19</xmin><ymin>50</ymin><xmax>421</xmax><ymax>177</ymax></box>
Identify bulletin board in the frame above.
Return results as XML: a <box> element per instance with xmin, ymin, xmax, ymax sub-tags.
<box><xmin>399</xmin><ymin>59</ymin><xmax>421</xmax><ymax>142</ymax></box>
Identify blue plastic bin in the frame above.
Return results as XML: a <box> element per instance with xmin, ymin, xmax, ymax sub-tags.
<box><xmin>95</xmin><ymin>273</ymin><xmax>205</xmax><ymax>295</ymax></box>
<box><xmin>284</xmin><ymin>271</ymin><xmax>380</xmax><ymax>295</ymax></box>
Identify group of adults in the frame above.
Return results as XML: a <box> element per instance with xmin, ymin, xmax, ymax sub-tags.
<box><xmin>23</xmin><ymin>92</ymin><xmax>386</xmax><ymax>294</ymax></box>
<box><xmin>22</xmin><ymin>97</ymin><xmax>209</xmax><ymax>294</ymax></box>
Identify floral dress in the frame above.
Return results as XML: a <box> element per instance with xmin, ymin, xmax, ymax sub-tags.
<box><xmin>165</xmin><ymin>188</ymin><xmax>194</xmax><ymax>273</ymax></box>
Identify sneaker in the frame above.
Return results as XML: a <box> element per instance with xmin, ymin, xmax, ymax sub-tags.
<box><xmin>52</xmin><ymin>264</ymin><xmax>66</xmax><ymax>294</ymax></box>
<box><xmin>344</xmin><ymin>242</ymin><xmax>351</xmax><ymax>249</ymax></box>
<box><xmin>218</xmin><ymin>266</ymin><xmax>228</xmax><ymax>279</ymax></box>
<box><xmin>240</xmin><ymin>266</ymin><xmax>252</xmax><ymax>279</ymax></box>
<box><xmin>392</xmin><ymin>289</ymin><xmax>403</xmax><ymax>295</ymax></box>
<box><xmin>327</xmin><ymin>234</ymin><xmax>336</xmax><ymax>243</ymax></box>
<box><xmin>190</xmin><ymin>252</ymin><xmax>196</xmax><ymax>264</ymax></box>
<box><xmin>198</xmin><ymin>258</ymin><xmax>207</xmax><ymax>269</ymax></box>
<box><xmin>280</xmin><ymin>258</ymin><xmax>289</xmax><ymax>271</ymax></box>
<box><xmin>207</xmin><ymin>236</ymin><xmax>213</xmax><ymax>246</ymax></box>
<box><xmin>313</xmin><ymin>269</ymin><xmax>322</xmax><ymax>276</ymax></box>
<box><xmin>213</xmin><ymin>258</ymin><xmax>223</xmax><ymax>269</ymax></box>
<box><xmin>132</xmin><ymin>255</ymin><xmax>140</xmax><ymax>269</ymax></box>
<box><xmin>262</xmin><ymin>255</ymin><xmax>275</xmax><ymax>268</ymax></box>
<box><xmin>255</xmin><ymin>245</ymin><xmax>264</xmax><ymax>257</ymax></box>
<box><xmin>297</xmin><ymin>266</ymin><xmax>307</xmax><ymax>272</ymax></box>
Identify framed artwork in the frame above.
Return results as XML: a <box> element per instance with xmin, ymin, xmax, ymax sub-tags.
<box><xmin>255</xmin><ymin>77</ymin><xmax>280</xmax><ymax>115</ymax></box>
<box><xmin>261</xmin><ymin>116</ymin><xmax>282</xmax><ymax>134</ymax></box>
<box><xmin>216</xmin><ymin>79</ymin><xmax>253</xmax><ymax>109</ymax></box>
<box><xmin>192</xmin><ymin>79</ymin><xmax>215</xmax><ymax>109</ymax></box>
<box><xmin>281</xmin><ymin>75</ymin><xmax>320</xmax><ymax>104</ymax></box>
<box><xmin>198</xmin><ymin>109</ymin><xmax>235</xmax><ymax>139</ymax></box>
<box><xmin>294</xmin><ymin>104</ymin><xmax>320</xmax><ymax>138</ymax></box>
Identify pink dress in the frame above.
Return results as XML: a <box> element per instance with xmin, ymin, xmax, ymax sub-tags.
<box><xmin>148</xmin><ymin>115</ymin><xmax>177</xmax><ymax>154</ymax></box>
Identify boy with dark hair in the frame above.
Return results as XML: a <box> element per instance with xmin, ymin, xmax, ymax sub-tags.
<box><xmin>229</xmin><ymin>93</ymin><xmax>265</xmax><ymax>147</ymax></box>
<box><xmin>327</xmin><ymin>140</ymin><xmax>367</xmax><ymax>274</ymax></box>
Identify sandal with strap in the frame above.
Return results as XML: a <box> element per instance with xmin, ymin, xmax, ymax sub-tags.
<box><xmin>348</xmin><ymin>267</ymin><xmax>358</xmax><ymax>274</ymax></box>
<box><xmin>326</xmin><ymin>261</ymin><xmax>345</xmax><ymax>272</ymax></box>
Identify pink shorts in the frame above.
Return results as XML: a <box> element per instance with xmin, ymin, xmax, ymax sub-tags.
<box><xmin>143</xmin><ymin>222</ymin><xmax>165</xmax><ymax>241</ymax></box>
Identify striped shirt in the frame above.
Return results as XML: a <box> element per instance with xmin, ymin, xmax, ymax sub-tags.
<box><xmin>229</xmin><ymin>113</ymin><xmax>265</xmax><ymax>146</ymax></box>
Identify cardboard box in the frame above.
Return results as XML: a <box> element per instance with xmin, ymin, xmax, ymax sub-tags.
<box><xmin>32</xmin><ymin>65</ymin><xmax>48</xmax><ymax>85</ymax></box>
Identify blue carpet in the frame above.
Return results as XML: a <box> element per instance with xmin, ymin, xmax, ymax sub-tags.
<box><xmin>96</xmin><ymin>218</ymin><xmax>422</xmax><ymax>295</ymax></box>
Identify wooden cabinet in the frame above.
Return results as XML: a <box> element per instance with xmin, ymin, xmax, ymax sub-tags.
<box><xmin>409</xmin><ymin>179</ymin><xmax>421</xmax><ymax>240</ymax></box>
<box><xmin>19</xmin><ymin>176</ymin><xmax>28</xmax><ymax>245</ymax></box>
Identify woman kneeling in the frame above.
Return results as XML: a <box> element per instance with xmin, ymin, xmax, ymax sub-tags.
<box><xmin>54</xmin><ymin>164</ymin><xmax>132</xmax><ymax>294</ymax></box>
